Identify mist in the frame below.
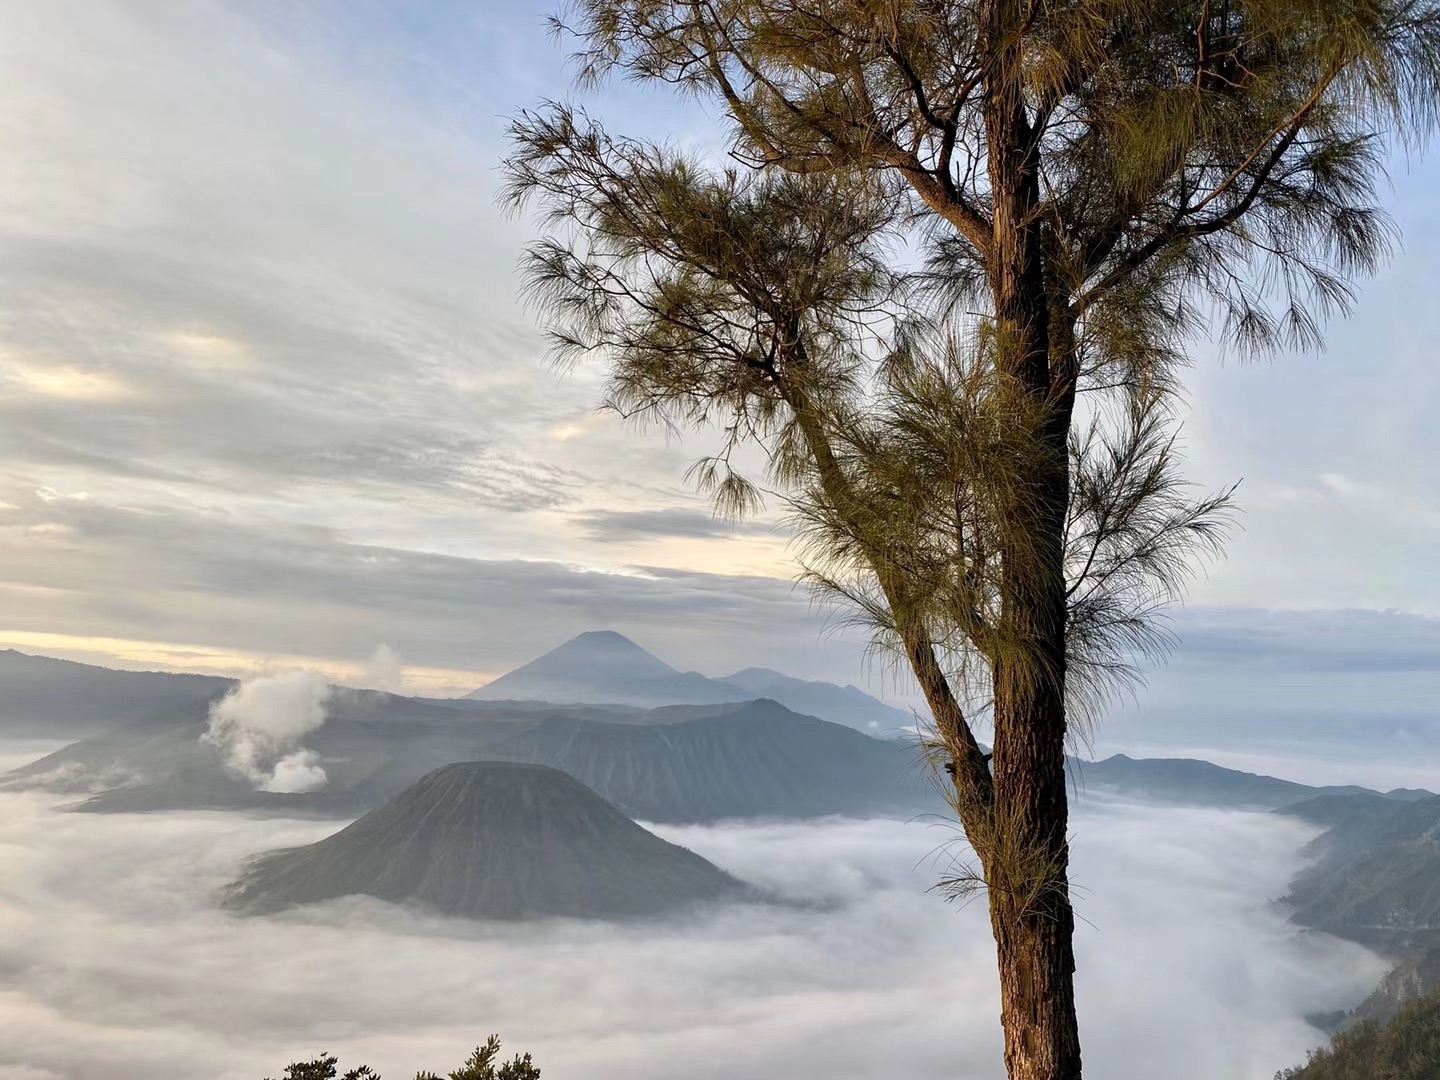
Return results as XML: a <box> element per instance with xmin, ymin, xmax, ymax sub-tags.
<box><xmin>0</xmin><ymin>739</ymin><xmax>1382</xmax><ymax>1080</ymax></box>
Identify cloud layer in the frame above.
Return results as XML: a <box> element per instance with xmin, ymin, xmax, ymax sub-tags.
<box><xmin>0</xmin><ymin>757</ymin><xmax>1384</xmax><ymax>1080</ymax></box>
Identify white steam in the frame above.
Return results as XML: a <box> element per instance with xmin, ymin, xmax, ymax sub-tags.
<box><xmin>360</xmin><ymin>644</ymin><xmax>405</xmax><ymax>695</ymax></box>
<box><xmin>203</xmin><ymin>671</ymin><xmax>332</xmax><ymax>793</ymax></box>
<box><xmin>261</xmin><ymin>749</ymin><xmax>328</xmax><ymax>795</ymax></box>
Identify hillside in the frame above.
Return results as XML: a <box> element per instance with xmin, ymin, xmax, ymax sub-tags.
<box><xmin>0</xmin><ymin>648</ymin><xmax>230</xmax><ymax>737</ymax></box>
<box><xmin>9</xmin><ymin>688</ymin><xmax>1425</xmax><ymax>825</ymax></box>
<box><xmin>1277</xmin><ymin>792</ymin><xmax>1407</xmax><ymax>829</ymax></box>
<box><xmin>1346</xmin><ymin>945</ymin><xmax>1440</xmax><ymax>1029</ymax></box>
<box><xmin>3</xmin><ymin>693</ymin><xmax>938</xmax><ymax>820</ymax></box>
<box><xmin>0</xmin><ymin>690</ymin><xmax>532</xmax><ymax>814</ymax></box>
<box><xmin>476</xmin><ymin>698</ymin><xmax>930</xmax><ymax>822</ymax></box>
<box><xmin>1073</xmin><ymin>754</ymin><xmax>1393</xmax><ymax>809</ymax></box>
<box><xmin>225</xmin><ymin>762</ymin><xmax>746</xmax><ymax>920</ymax></box>
<box><xmin>1275</xmin><ymin>795</ymin><xmax>1440</xmax><ymax>1034</ymax></box>
<box><xmin>1281</xmin><ymin>794</ymin><xmax>1440</xmax><ymax>956</ymax></box>
<box><xmin>1278</xmin><ymin>990</ymin><xmax>1440</xmax><ymax>1080</ymax></box>
<box><xmin>719</xmin><ymin>667</ymin><xmax>915</xmax><ymax>733</ymax></box>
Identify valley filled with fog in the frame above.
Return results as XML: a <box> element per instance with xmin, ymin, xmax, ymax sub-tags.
<box><xmin>0</xmin><ymin>738</ymin><xmax>1383</xmax><ymax>1080</ymax></box>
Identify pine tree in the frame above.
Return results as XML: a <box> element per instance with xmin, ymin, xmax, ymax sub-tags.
<box><xmin>264</xmin><ymin>1034</ymin><xmax>538</xmax><ymax>1080</ymax></box>
<box><xmin>506</xmin><ymin>3</ymin><xmax>1440</xmax><ymax>1077</ymax></box>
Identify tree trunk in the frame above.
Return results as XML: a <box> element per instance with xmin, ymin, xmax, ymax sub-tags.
<box><xmin>981</xmin><ymin>0</ymin><xmax>1083</xmax><ymax>1070</ymax></box>
<box><xmin>989</xmin><ymin>642</ymin><xmax>1080</xmax><ymax>1080</ymax></box>
<box><xmin>991</xmin><ymin>887</ymin><xmax>1081</xmax><ymax>1080</ymax></box>
<box><xmin>983</xmin><ymin>308</ymin><xmax>1080</xmax><ymax>1080</ymax></box>
<box><xmin>983</xmin><ymin>285</ymin><xmax>1084</xmax><ymax>1080</ymax></box>
<box><xmin>985</xmin><ymin>397</ymin><xmax>1080</xmax><ymax>1080</ymax></box>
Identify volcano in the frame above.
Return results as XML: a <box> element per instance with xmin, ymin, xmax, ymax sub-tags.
<box><xmin>225</xmin><ymin>761</ymin><xmax>747</xmax><ymax>920</ymax></box>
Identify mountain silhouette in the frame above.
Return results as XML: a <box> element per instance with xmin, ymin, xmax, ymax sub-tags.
<box><xmin>466</xmin><ymin>630</ymin><xmax>911</xmax><ymax>733</ymax></box>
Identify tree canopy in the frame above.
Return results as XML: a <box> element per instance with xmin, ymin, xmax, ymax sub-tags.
<box><xmin>507</xmin><ymin>3</ymin><xmax>1440</xmax><ymax>1077</ymax></box>
<box><xmin>264</xmin><ymin>1035</ymin><xmax>540</xmax><ymax>1080</ymax></box>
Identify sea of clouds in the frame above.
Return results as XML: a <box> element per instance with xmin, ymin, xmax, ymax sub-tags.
<box><xmin>0</xmin><ymin>740</ymin><xmax>1385</xmax><ymax>1080</ymax></box>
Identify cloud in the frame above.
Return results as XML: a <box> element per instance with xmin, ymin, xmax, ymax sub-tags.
<box><xmin>204</xmin><ymin>671</ymin><xmax>333</xmax><ymax>792</ymax></box>
<box><xmin>1091</xmin><ymin>607</ymin><xmax>1440</xmax><ymax>790</ymax></box>
<box><xmin>1166</xmin><ymin>607</ymin><xmax>1440</xmax><ymax>673</ymax></box>
<box><xmin>0</xmin><ymin>765</ymin><xmax>1386</xmax><ymax>1080</ymax></box>
<box><xmin>0</xmin><ymin>0</ymin><xmax>812</xmax><ymax>691</ymax></box>
<box><xmin>576</xmin><ymin>508</ymin><xmax>779</xmax><ymax>544</ymax></box>
<box><xmin>0</xmin><ymin>489</ymin><xmax>862</xmax><ymax>687</ymax></box>
<box><xmin>0</xmin><ymin>0</ymin><xmax>685</xmax><ymax>538</ymax></box>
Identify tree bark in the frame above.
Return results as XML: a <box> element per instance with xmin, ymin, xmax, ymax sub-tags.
<box><xmin>981</xmin><ymin>1</ymin><xmax>1083</xmax><ymax>1074</ymax></box>
<box><xmin>989</xmin><ymin>637</ymin><xmax>1080</xmax><ymax>1080</ymax></box>
<box><xmin>985</xmin><ymin>354</ymin><xmax>1082</xmax><ymax>1080</ymax></box>
<box><xmin>990</xmin><ymin>878</ymin><xmax>1082</xmax><ymax>1080</ymax></box>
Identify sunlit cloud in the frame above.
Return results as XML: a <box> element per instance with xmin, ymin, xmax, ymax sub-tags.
<box><xmin>3</xmin><ymin>360</ymin><xmax>133</xmax><ymax>402</ymax></box>
<box><xmin>157</xmin><ymin>331</ymin><xmax>254</xmax><ymax>372</ymax></box>
<box><xmin>0</xmin><ymin>630</ymin><xmax>488</xmax><ymax>695</ymax></box>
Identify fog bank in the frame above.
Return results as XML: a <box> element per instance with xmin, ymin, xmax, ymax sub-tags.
<box><xmin>0</xmin><ymin>757</ymin><xmax>1383</xmax><ymax>1080</ymax></box>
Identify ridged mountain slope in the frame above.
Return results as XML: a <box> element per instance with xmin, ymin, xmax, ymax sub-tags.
<box><xmin>1283</xmin><ymin>795</ymin><xmax>1440</xmax><ymax>954</ymax></box>
<box><xmin>477</xmin><ymin>698</ymin><xmax>930</xmax><ymax>822</ymax></box>
<box><xmin>1074</xmin><ymin>753</ymin><xmax>1381</xmax><ymax>808</ymax></box>
<box><xmin>225</xmin><ymin>762</ymin><xmax>745</xmax><ymax>919</ymax></box>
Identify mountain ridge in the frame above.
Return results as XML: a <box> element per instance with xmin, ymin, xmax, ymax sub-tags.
<box><xmin>1276</xmin><ymin>792</ymin><xmax>1440</xmax><ymax>1031</ymax></box>
<box><xmin>0</xmin><ymin>648</ymin><xmax>231</xmax><ymax>737</ymax></box>
<box><xmin>467</xmin><ymin>631</ymin><xmax>913</xmax><ymax>734</ymax></box>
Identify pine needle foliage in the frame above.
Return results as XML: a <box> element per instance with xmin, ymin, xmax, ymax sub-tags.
<box><xmin>505</xmin><ymin>3</ymin><xmax>1440</xmax><ymax>1077</ymax></box>
<box><xmin>263</xmin><ymin>1035</ymin><xmax>540</xmax><ymax>1080</ymax></box>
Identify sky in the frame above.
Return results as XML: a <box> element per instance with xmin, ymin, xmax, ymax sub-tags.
<box><xmin>1</xmin><ymin>1</ymin><xmax>1439</xmax><ymax>779</ymax></box>
<box><xmin>0</xmin><ymin>781</ymin><xmax>1385</xmax><ymax>1080</ymax></box>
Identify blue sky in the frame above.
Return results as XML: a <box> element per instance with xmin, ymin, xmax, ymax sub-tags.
<box><xmin>1</xmin><ymin>0</ymin><xmax>1438</xmax><ymax>784</ymax></box>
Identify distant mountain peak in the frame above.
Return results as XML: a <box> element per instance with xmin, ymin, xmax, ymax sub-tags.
<box><xmin>467</xmin><ymin>631</ymin><xmax>915</xmax><ymax>734</ymax></box>
<box><xmin>466</xmin><ymin>631</ymin><xmax>687</xmax><ymax>704</ymax></box>
<box><xmin>570</xmin><ymin>629</ymin><xmax>645</xmax><ymax>647</ymax></box>
<box><xmin>540</xmin><ymin>630</ymin><xmax>673</xmax><ymax>667</ymax></box>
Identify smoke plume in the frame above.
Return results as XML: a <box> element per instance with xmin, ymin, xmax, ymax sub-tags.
<box><xmin>361</xmin><ymin>644</ymin><xmax>405</xmax><ymax>695</ymax></box>
<box><xmin>203</xmin><ymin>671</ymin><xmax>332</xmax><ymax>793</ymax></box>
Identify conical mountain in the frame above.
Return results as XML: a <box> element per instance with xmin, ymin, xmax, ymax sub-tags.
<box><xmin>225</xmin><ymin>761</ymin><xmax>746</xmax><ymax>920</ymax></box>
<box><xmin>465</xmin><ymin>631</ymin><xmax>743</xmax><ymax>707</ymax></box>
